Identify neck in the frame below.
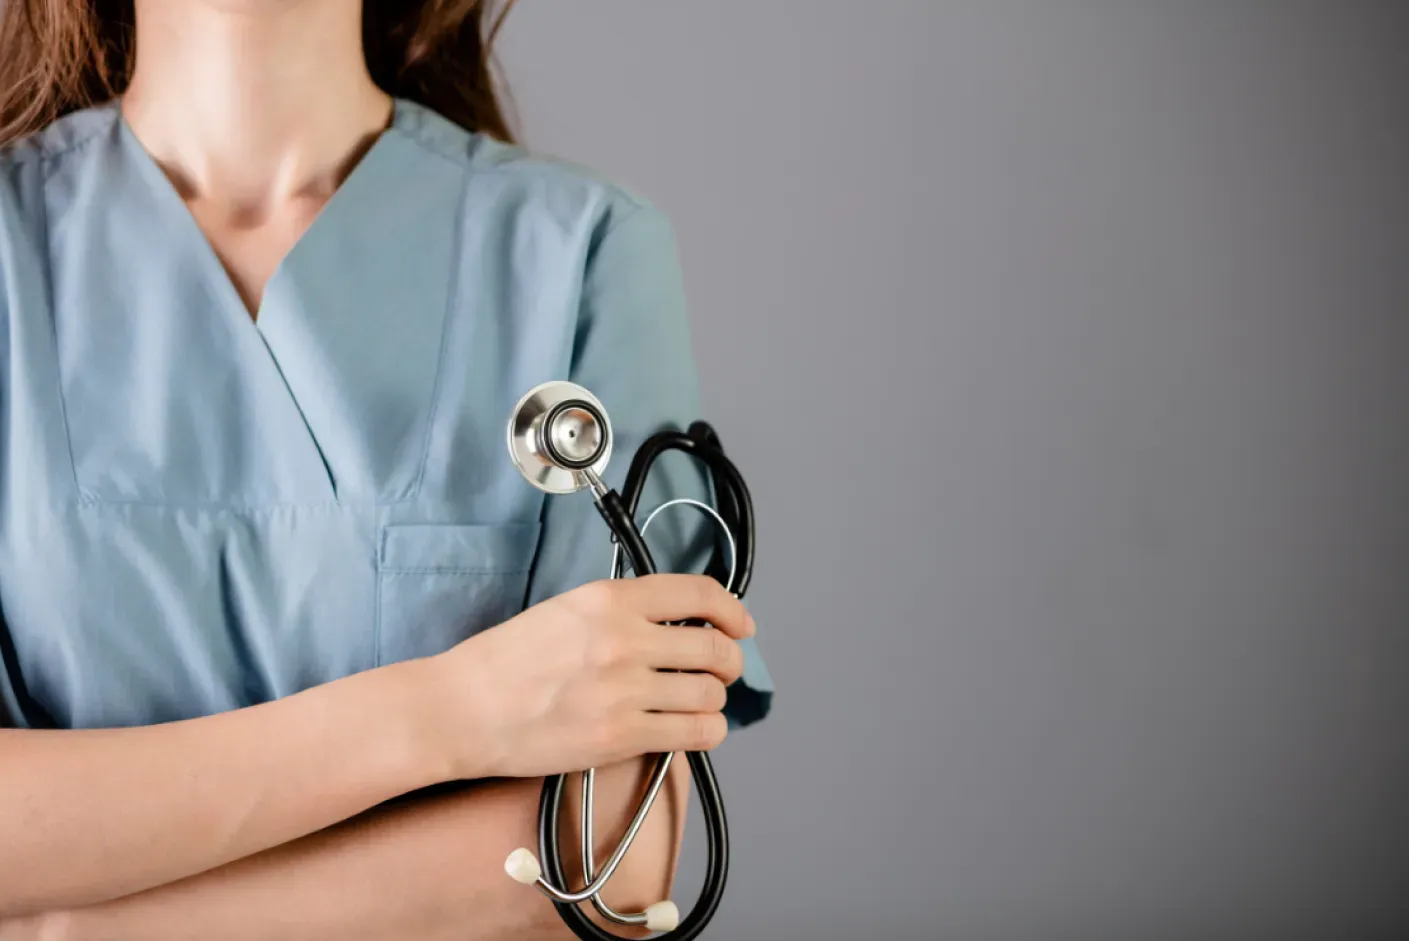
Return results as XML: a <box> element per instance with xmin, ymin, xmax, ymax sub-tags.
<box><xmin>122</xmin><ymin>0</ymin><xmax>392</xmax><ymax>210</ymax></box>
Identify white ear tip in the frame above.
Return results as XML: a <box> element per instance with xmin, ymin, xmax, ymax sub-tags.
<box><xmin>644</xmin><ymin>899</ymin><xmax>680</xmax><ymax>932</ymax></box>
<box><xmin>504</xmin><ymin>848</ymin><xmax>542</xmax><ymax>885</ymax></box>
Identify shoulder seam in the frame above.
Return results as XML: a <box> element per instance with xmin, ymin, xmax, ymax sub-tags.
<box><xmin>386</xmin><ymin>122</ymin><xmax>651</xmax><ymax>217</ymax></box>
<box><xmin>384</xmin><ymin>123</ymin><xmax>478</xmax><ymax>174</ymax></box>
<box><xmin>597</xmin><ymin>197</ymin><xmax>654</xmax><ymax>244</ymax></box>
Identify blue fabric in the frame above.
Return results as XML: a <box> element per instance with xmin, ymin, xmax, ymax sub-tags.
<box><xmin>0</xmin><ymin>97</ymin><xmax>772</xmax><ymax>733</ymax></box>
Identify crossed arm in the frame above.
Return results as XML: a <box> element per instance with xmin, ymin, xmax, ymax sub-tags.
<box><xmin>0</xmin><ymin>573</ymin><xmax>754</xmax><ymax>941</ymax></box>
<box><xmin>0</xmin><ymin>572</ymin><xmax>751</xmax><ymax>941</ymax></box>
<box><xmin>2</xmin><ymin>757</ymin><xmax>689</xmax><ymax>941</ymax></box>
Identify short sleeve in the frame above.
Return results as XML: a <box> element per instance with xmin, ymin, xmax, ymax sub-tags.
<box><xmin>523</xmin><ymin>201</ymin><xmax>773</xmax><ymax>730</ymax></box>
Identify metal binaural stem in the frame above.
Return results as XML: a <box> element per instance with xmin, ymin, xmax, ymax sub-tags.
<box><xmin>581</xmin><ymin>760</ymin><xmax>677</xmax><ymax>927</ymax></box>
<box><xmin>510</xmin><ymin>387</ymin><xmax>747</xmax><ymax>941</ymax></box>
<box><xmin>533</xmin><ymin>490</ymin><xmax>741</xmax><ymax>922</ymax></box>
<box><xmin>552</xmin><ymin>502</ymin><xmax>738</xmax><ymax>916</ymax></box>
<box><xmin>582</xmin><ymin>467</ymin><xmax>610</xmax><ymax>500</ymax></box>
<box><xmin>530</xmin><ymin>749</ymin><xmax>676</xmax><ymax>904</ymax></box>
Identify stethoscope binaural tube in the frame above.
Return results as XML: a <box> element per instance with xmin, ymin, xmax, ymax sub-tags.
<box><xmin>503</xmin><ymin>381</ymin><xmax>752</xmax><ymax>940</ymax></box>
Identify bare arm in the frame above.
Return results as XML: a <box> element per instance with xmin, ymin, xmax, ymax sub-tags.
<box><xmin>0</xmin><ymin>659</ymin><xmax>449</xmax><ymax>919</ymax></box>
<box><xmin>16</xmin><ymin>759</ymin><xmax>690</xmax><ymax>941</ymax></box>
<box><xmin>0</xmin><ymin>574</ymin><xmax>750</xmax><ymax>924</ymax></box>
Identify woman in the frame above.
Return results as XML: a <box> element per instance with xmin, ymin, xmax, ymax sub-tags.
<box><xmin>0</xmin><ymin>1</ymin><xmax>773</xmax><ymax>938</ymax></box>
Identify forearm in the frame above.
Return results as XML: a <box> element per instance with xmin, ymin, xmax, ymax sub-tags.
<box><xmin>40</xmin><ymin>759</ymin><xmax>688</xmax><ymax>941</ymax></box>
<box><xmin>0</xmin><ymin>659</ymin><xmax>447</xmax><ymax>918</ymax></box>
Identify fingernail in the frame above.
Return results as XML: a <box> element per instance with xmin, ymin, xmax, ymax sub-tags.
<box><xmin>746</xmin><ymin>612</ymin><xmax>757</xmax><ymax>637</ymax></box>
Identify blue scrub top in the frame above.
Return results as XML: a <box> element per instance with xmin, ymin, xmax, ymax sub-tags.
<box><xmin>0</xmin><ymin>97</ymin><xmax>772</xmax><ymax>734</ymax></box>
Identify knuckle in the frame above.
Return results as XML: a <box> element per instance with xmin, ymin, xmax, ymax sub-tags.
<box><xmin>693</xmin><ymin>574</ymin><xmax>719</xmax><ymax>605</ymax></box>
<box><xmin>673</xmin><ymin>575</ymin><xmax>709</xmax><ymax>619</ymax></box>
<box><xmin>590</xmin><ymin>627</ymin><xmax>633</xmax><ymax>668</ymax></box>
<box><xmin>700</xmin><ymin>576</ymin><xmax>730</xmax><ymax>615</ymax></box>
<box><xmin>691</xmin><ymin>630</ymin><xmax>716</xmax><ymax>669</ymax></box>
<box><xmin>703</xmin><ymin>627</ymin><xmax>727</xmax><ymax>662</ymax></box>
<box><xmin>612</xmin><ymin>673</ymin><xmax>645</xmax><ymax>711</ymax></box>
<box><xmin>640</xmin><ymin>573</ymin><xmax>673</xmax><ymax>602</ymax></box>
<box><xmin>593</xmin><ymin>714</ymin><xmax>631</xmax><ymax>756</ymax></box>
<box><xmin>705</xmin><ymin>630</ymin><xmax>740</xmax><ymax>675</ymax></box>
<box><xmin>573</xmin><ymin>579</ymin><xmax>619</xmax><ymax>617</ymax></box>
<box><xmin>702</xmin><ymin>677</ymin><xmax>728</xmax><ymax>711</ymax></box>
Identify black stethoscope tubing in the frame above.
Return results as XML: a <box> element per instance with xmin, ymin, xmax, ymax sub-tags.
<box><xmin>540</xmin><ymin>421</ymin><xmax>753</xmax><ymax>941</ymax></box>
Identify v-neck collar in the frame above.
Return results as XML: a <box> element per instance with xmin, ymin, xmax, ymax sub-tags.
<box><xmin>113</xmin><ymin>98</ymin><xmax>406</xmax><ymax>332</ymax></box>
<box><xmin>85</xmin><ymin>96</ymin><xmax>468</xmax><ymax>505</ymax></box>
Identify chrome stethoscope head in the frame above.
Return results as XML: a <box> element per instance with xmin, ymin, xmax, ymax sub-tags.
<box><xmin>507</xmin><ymin>381</ymin><xmax>614</xmax><ymax>496</ymax></box>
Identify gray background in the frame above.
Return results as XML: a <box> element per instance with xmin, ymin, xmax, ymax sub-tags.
<box><xmin>500</xmin><ymin>3</ymin><xmax>1408</xmax><ymax>939</ymax></box>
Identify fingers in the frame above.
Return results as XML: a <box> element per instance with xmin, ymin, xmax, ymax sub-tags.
<box><xmin>639</xmin><ymin>624</ymin><xmax>745</xmax><ymax>684</ymax></box>
<box><xmin>637</xmin><ymin>671</ymin><xmax>730</xmax><ymax>714</ymax></box>
<box><xmin>617</xmin><ymin>574</ymin><xmax>755</xmax><ymax>640</ymax></box>
<box><xmin>634</xmin><ymin>710</ymin><xmax>729</xmax><ymax>755</ymax></box>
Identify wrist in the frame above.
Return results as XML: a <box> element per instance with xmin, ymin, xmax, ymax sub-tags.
<box><xmin>369</xmin><ymin>657</ymin><xmax>460</xmax><ymax>789</ymax></box>
<box><xmin>390</xmin><ymin>652</ymin><xmax>501</xmax><ymax>783</ymax></box>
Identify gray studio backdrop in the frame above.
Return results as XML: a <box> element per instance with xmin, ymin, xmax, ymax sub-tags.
<box><xmin>500</xmin><ymin>3</ymin><xmax>1407</xmax><ymax>940</ymax></box>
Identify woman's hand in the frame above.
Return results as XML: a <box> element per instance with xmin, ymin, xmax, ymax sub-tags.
<box><xmin>429</xmin><ymin>574</ymin><xmax>754</xmax><ymax>780</ymax></box>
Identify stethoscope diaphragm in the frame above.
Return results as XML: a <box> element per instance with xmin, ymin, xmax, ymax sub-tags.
<box><xmin>506</xmin><ymin>381</ymin><xmax>613</xmax><ymax>494</ymax></box>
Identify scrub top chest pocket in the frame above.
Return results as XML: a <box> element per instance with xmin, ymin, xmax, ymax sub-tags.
<box><xmin>375</xmin><ymin>522</ymin><xmax>542</xmax><ymax>666</ymax></box>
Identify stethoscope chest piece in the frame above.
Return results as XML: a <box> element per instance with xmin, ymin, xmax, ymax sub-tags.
<box><xmin>507</xmin><ymin>381</ymin><xmax>614</xmax><ymax>494</ymax></box>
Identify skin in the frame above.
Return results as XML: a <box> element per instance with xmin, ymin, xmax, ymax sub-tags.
<box><xmin>0</xmin><ymin>1</ymin><xmax>752</xmax><ymax>938</ymax></box>
<box><xmin>0</xmin><ymin>579</ymin><xmax>752</xmax><ymax>938</ymax></box>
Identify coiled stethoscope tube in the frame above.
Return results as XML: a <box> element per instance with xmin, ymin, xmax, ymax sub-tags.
<box><xmin>504</xmin><ymin>381</ymin><xmax>754</xmax><ymax>940</ymax></box>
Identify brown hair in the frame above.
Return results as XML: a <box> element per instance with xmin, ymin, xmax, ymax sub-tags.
<box><xmin>0</xmin><ymin>0</ymin><xmax>517</xmax><ymax>147</ymax></box>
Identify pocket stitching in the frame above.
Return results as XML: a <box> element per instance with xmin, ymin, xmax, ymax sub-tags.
<box><xmin>376</xmin><ymin>522</ymin><xmax>539</xmax><ymax>574</ymax></box>
<box><xmin>374</xmin><ymin>522</ymin><xmax>541</xmax><ymax>667</ymax></box>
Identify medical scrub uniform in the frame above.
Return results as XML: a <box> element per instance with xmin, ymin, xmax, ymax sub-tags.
<box><xmin>0</xmin><ymin>96</ymin><xmax>772</xmax><ymax>735</ymax></box>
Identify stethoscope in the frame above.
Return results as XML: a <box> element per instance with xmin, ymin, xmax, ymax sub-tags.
<box><xmin>500</xmin><ymin>381</ymin><xmax>754</xmax><ymax>941</ymax></box>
